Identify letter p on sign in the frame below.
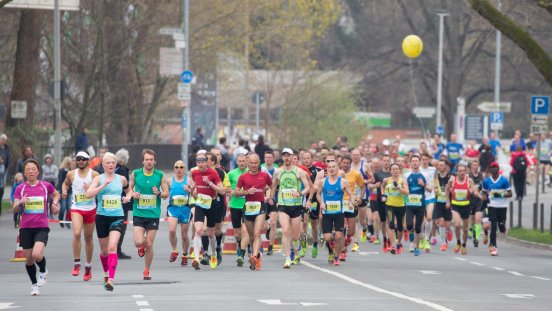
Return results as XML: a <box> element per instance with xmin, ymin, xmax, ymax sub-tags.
<box><xmin>531</xmin><ymin>96</ymin><xmax>549</xmax><ymax>115</ymax></box>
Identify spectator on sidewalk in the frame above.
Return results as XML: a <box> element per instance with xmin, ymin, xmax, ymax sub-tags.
<box><xmin>42</xmin><ymin>154</ymin><xmax>59</xmax><ymax>188</ymax></box>
<box><xmin>510</xmin><ymin>146</ymin><xmax>529</xmax><ymax>200</ymax></box>
<box><xmin>254</xmin><ymin>135</ymin><xmax>271</xmax><ymax>165</ymax></box>
<box><xmin>75</xmin><ymin>127</ymin><xmax>89</xmax><ymax>153</ymax></box>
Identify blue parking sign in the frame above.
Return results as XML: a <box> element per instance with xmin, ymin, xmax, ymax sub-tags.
<box><xmin>531</xmin><ymin>96</ymin><xmax>549</xmax><ymax>115</ymax></box>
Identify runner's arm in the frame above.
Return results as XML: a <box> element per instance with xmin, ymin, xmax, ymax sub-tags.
<box><xmin>50</xmin><ymin>189</ymin><xmax>60</xmax><ymax>215</ymax></box>
<box><xmin>298</xmin><ymin>170</ymin><xmax>311</xmax><ymax>196</ymax></box>
<box><xmin>61</xmin><ymin>170</ymin><xmax>73</xmax><ymax>198</ymax></box>
<box><xmin>159</xmin><ymin>175</ymin><xmax>170</xmax><ymax>199</ymax></box>
<box><xmin>85</xmin><ymin>175</ymin><xmax>107</xmax><ymax>198</ymax></box>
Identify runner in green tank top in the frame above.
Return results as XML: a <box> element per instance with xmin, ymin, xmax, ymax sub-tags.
<box><xmin>227</xmin><ymin>154</ymin><xmax>249</xmax><ymax>266</ymax></box>
<box><xmin>128</xmin><ymin>149</ymin><xmax>168</xmax><ymax>280</ymax></box>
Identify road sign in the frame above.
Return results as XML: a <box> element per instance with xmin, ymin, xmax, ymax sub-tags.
<box><xmin>477</xmin><ymin>101</ymin><xmax>511</xmax><ymax>112</ymax></box>
<box><xmin>531</xmin><ymin>96</ymin><xmax>550</xmax><ymax>115</ymax></box>
<box><xmin>159</xmin><ymin>48</ymin><xmax>183</xmax><ymax>76</ymax></box>
<box><xmin>251</xmin><ymin>91</ymin><xmax>265</xmax><ymax>105</ymax></box>
<box><xmin>490</xmin><ymin>112</ymin><xmax>503</xmax><ymax>130</ymax></box>
<box><xmin>436</xmin><ymin>125</ymin><xmax>444</xmax><ymax>135</ymax></box>
<box><xmin>465</xmin><ymin>115</ymin><xmax>486</xmax><ymax>140</ymax></box>
<box><xmin>177</xmin><ymin>93</ymin><xmax>191</xmax><ymax>101</ymax></box>
<box><xmin>6</xmin><ymin>0</ymin><xmax>79</xmax><ymax>11</ymax></box>
<box><xmin>11</xmin><ymin>101</ymin><xmax>27</xmax><ymax>119</ymax></box>
<box><xmin>180</xmin><ymin>70</ymin><xmax>194</xmax><ymax>83</ymax></box>
<box><xmin>531</xmin><ymin>125</ymin><xmax>547</xmax><ymax>134</ymax></box>
<box><xmin>413</xmin><ymin>107</ymin><xmax>435</xmax><ymax>118</ymax></box>
<box><xmin>159</xmin><ymin>27</ymin><xmax>182</xmax><ymax>36</ymax></box>
<box><xmin>531</xmin><ymin>114</ymin><xmax>548</xmax><ymax>125</ymax></box>
<box><xmin>178</xmin><ymin>83</ymin><xmax>191</xmax><ymax>93</ymax></box>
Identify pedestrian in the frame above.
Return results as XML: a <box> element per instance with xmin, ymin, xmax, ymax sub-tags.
<box><xmin>254</xmin><ymin>135</ymin><xmax>271</xmax><ymax>164</ymax></box>
<box><xmin>0</xmin><ymin>134</ymin><xmax>10</xmax><ymax>210</ymax></box>
<box><xmin>192</xmin><ymin>126</ymin><xmax>204</xmax><ymax>148</ymax></box>
<box><xmin>75</xmin><ymin>128</ymin><xmax>89</xmax><ymax>153</ymax></box>
<box><xmin>11</xmin><ymin>172</ymin><xmax>24</xmax><ymax>228</ymax></box>
<box><xmin>114</xmin><ymin>148</ymin><xmax>133</xmax><ymax>259</ymax></box>
<box><xmin>41</xmin><ymin>154</ymin><xmax>59</xmax><ymax>188</ymax></box>
<box><xmin>57</xmin><ymin>156</ymin><xmax>72</xmax><ymax>228</ymax></box>
<box><xmin>15</xmin><ymin>146</ymin><xmax>39</xmax><ymax>176</ymax></box>
<box><xmin>509</xmin><ymin>146</ymin><xmax>529</xmax><ymax>200</ymax></box>
<box><xmin>479</xmin><ymin>144</ymin><xmax>495</xmax><ymax>176</ymax></box>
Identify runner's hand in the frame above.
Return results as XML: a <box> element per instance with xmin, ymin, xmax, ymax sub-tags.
<box><xmin>292</xmin><ymin>190</ymin><xmax>300</xmax><ymax>197</ymax></box>
<box><xmin>122</xmin><ymin>196</ymin><xmax>131</xmax><ymax>204</ymax></box>
<box><xmin>133</xmin><ymin>191</ymin><xmax>141</xmax><ymax>199</ymax></box>
<box><xmin>320</xmin><ymin>203</ymin><xmax>326</xmax><ymax>211</ymax></box>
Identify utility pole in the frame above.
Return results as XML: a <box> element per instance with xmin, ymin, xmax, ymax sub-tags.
<box><xmin>436</xmin><ymin>12</ymin><xmax>449</xmax><ymax>136</ymax></box>
<box><xmin>53</xmin><ymin>0</ymin><xmax>62</xmax><ymax>162</ymax></box>
<box><xmin>180</xmin><ymin>0</ymin><xmax>190</xmax><ymax>165</ymax></box>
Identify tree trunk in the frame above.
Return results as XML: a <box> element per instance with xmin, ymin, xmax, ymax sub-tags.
<box><xmin>5</xmin><ymin>10</ymin><xmax>44</xmax><ymax>128</ymax></box>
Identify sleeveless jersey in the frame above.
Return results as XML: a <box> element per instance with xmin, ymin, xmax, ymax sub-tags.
<box><xmin>451</xmin><ymin>176</ymin><xmax>470</xmax><ymax>206</ymax></box>
<box><xmin>278</xmin><ymin>167</ymin><xmax>302</xmax><ymax>206</ymax></box>
<box><xmin>169</xmin><ymin>176</ymin><xmax>190</xmax><ymax>208</ymax></box>
<box><xmin>97</xmin><ymin>174</ymin><xmax>124</xmax><ymax>217</ymax></box>
<box><xmin>436</xmin><ymin>173</ymin><xmax>450</xmax><ymax>204</ymax></box>
<box><xmin>384</xmin><ymin>177</ymin><xmax>404</xmax><ymax>207</ymax></box>
<box><xmin>71</xmin><ymin>169</ymin><xmax>96</xmax><ymax>211</ymax></box>
<box><xmin>132</xmin><ymin>168</ymin><xmax>164</xmax><ymax>218</ymax></box>
<box><xmin>322</xmin><ymin>177</ymin><xmax>343</xmax><ymax>215</ymax></box>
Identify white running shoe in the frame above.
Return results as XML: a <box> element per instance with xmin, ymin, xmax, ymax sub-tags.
<box><xmin>409</xmin><ymin>243</ymin><xmax>415</xmax><ymax>253</ymax></box>
<box><xmin>31</xmin><ymin>284</ymin><xmax>40</xmax><ymax>296</ymax></box>
<box><xmin>37</xmin><ymin>270</ymin><xmax>48</xmax><ymax>287</ymax></box>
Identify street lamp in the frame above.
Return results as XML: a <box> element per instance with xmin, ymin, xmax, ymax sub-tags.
<box><xmin>436</xmin><ymin>11</ymin><xmax>449</xmax><ymax>136</ymax></box>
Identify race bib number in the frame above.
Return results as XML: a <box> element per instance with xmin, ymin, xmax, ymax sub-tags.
<box><xmin>325</xmin><ymin>200</ymin><xmax>341</xmax><ymax>214</ymax></box>
<box><xmin>281</xmin><ymin>189</ymin><xmax>296</xmax><ymax>200</ymax></box>
<box><xmin>490</xmin><ymin>190</ymin><xmax>505</xmax><ymax>199</ymax></box>
<box><xmin>437</xmin><ymin>187</ymin><xmax>447</xmax><ymax>202</ymax></box>
<box><xmin>195</xmin><ymin>194</ymin><xmax>213</xmax><ymax>209</ymax></box>
<box><xmin>449</xmin><ymin>152</ymin><xmax>459</xmax><ymax>160</ymax></box>
<box><xmin>454</xmin><ymin>189</ymin><xmax>468</xmax><ymax>201</ymax></box>
<box><xmin>75</xmin><ymin>193</ymin><xmax>94</xmax><ymax>206</ymax></box>
<box><xmin>137</xmin><ymin>194</ymin><xmax>157</xmax><ymax>209</ymax></box>
<box><xmin>344</xmin><ymin>200</ymin><xmax>355</xmax><ymax>213</ymax></box>
<box><xmin>407</xmin><ymin>194</ymin><xmax>423</xmax><ymax>206</ymax></box>
<box><xmin>310</xmin><ymin>201</ymin><xmax>318</xmax><ymax>209</ymax></box>
<box><xmin>102</xmin><ymin>195</ymin><xmax>121</xmax><ymax>209</ymax></box>
<box><xmin>245</xmin><ymin>201</ymin><xmax>262</xmax><ymax>216</ymax></box>
<box><xmin>172</xmin><ymin>195</ymin><xmax>189</xmax><ymax>206</ymax></box>
<box><xmin>25</xmin><ymin>196</ymin><xmax>44</xmax><ymax>214</ymax></box>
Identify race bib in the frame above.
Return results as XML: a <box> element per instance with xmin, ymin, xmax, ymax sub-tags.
<box><xmin>172</xmin><ymin>195</ymin><xmax>189</xmax><ymax>206</ymax></box>
<box><xmin>281</xmin><ymin>189</ymin><xmax>296</xmax><ymax>200</ymax></box>
<box><xmin>449</xmin><ymin>152</ymin><xmax>459</xmax><ymax>160</ymax></box>
<box><xmin>195</xmin><ymin>193</ymin><xmax>213</xmax><ymax>209</ymax></box>
<box><xmin>407</xmin><ymin>194</ymin><xmax>423</xmax><ymax>206</ymax></box>
<box><xmin>325</xmin><ymin>200</ymin><xmax>341</xmax><ymax>214</ymax></box>
<box><xmin>75</xmin><ymin>193</ymin><xmax>94</xmax><ymax>206</ymax></box>
<box><xmin>437</xmin><ymin>187</ymin><xmax>447</xmax><ymax>202</ymax></box>
<box><xmin>454</xmin><ymin>189</ymin><xmax>468</xmax><ymax>201</ymax></box>
<box><xmin>102</xmin><ymin>195</ymin><xmax>121</xmax><ymax>209</ymax></box>
<box><xmin>344</xmin><ymin>200</ymin><xmax>355</xmax><ymax>213</ymax></box>
<box><xmin>490</xmin><ymin>190</ymin><xmax>505</xmax><ymax>199</ymax></box>
<box><xmin>25</xmin><ymin>196</ymin><xmax>44</xmax><ymax>214</ymax></box>
<box><xmin>244</xmin><ymin>201</ymin><xmax>262</xmax><ymax>216</ymax></box>
<box><xmin>310</xmin><ymin>201</ymin><xmax>318</xmax><ymax>209</ymax></box>
<box><xmin>137</xmin><ymin>194</ymin><xmax>157</xmax><ymax>209</ymax></box>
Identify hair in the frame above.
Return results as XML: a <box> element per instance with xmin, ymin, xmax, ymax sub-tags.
<box><xmin>341</xmin><ymin>154</ymin><xmax>352</xmax><ymax>163</ymax></box>
<box><xmin>421</xmin><ymin>152</ymin><xmax>432</xmax><ymax>159</ymax></box>
<box><xmin>409</xmin><ymin>154</ymin><xmax>421</xmax><ymax>161</ymax></box>
<box><xmin>438</xmin><ymin>158</ymin><xmax>451</xmax><ymax>168</ymax></box>
<box><xmin>0</xmin><ymin>133</ymin><xmax>7</xmax><ymax>141</ymax></box>
<box><xmin>174</xmin><ymin>160</ymin><xmax>186</xmax><ymax>169</ymax></box>
<box><xmin>247</xmin><ymin>152</ymin><xmax>260</xmax><ymax>161</ymax></box>
<box><xmin>21</xmin><ymin>145</ymin><xmax>32</xmax><ymax>157</ymax></box>
<box><xmin>102</xmin><ymin>152</ymin><xmax>117</xmax><ymax>163</ymax></box>
<box><xmin>219</xmin><ymin>137</ymin><xmax>227</xmax><ymax>144</ymax></box>
<box><xmin>264</xmin><ymin>150</ymin><xmax>274</xmax><ymax>156</ymax></box>
<box><xmin>141</xmin><ymin>148</ymin><xmax>156</xmax><ymax>161</ymax></box>
<box><xmin>206</xmin><ymin>152</ymin><xmax>218</xmax><ymax>165</ymax></box>
<box><xmin>258</xmin><ymin>135</ymin><xmax>264</xmax><ymax>143</ymax></box>
<box><xmin>326</xmin><ymin>151</ymin><xmax>337</xmax><ymax>160</ymax></box>
<box><xmin>23</xmin><ymin>158</ymin><xmax>40</xmax><ymax>171</ymax></box>
<box><xmin>59</xmin><ymin>156</ymin><xmax>72</xmax><ymax>169</ymax></box>
<box><xmin>238</xmin><ymin>139</ymin><xmax>246</xmax><ymax>146</ymax></box>
<box><xmin>236</xmin><ymin>153</ymin><xmax>247</xmax><ymax>160</ymax></box>
<box><xmin>390</xmin><ymin>163</ymin><xmax>400</xmax><ymax>170</ymax></box>
<box><xmin>14</xmin><ymin>172</ymin><xmax>24</xmax><ymax>182</ymax></box>
<box><xmin>116</xmin><ymin>148</ymin><xmax>130</xmax><ymax>165</ymax></box>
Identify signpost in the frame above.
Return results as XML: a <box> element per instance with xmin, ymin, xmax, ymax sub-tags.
<box><xmin>159</xmin><ymin>48</ymin><xmax>183</xmax><ymax>76</ymax></box>
<box><xmin>490</xmin><ymin>112</ymin><xmax>503</xmax><ymax>131</ymax></box>
<box><xmin>251</xmin><ymin>91</ymin><xmax>265</xmax><ymax>133</ymax></box>
<box><xmin>413</xmin><ymin>107</ymin><xmax>436</xmax><ymax>119</ymax></box>
<box><xmin>477</xmin><ymin>101</ymin><xmax>511</xmax><ymax>112</ymax></box>
<box><xmin>531</xmin><ymin>95</ymin><xmax>550</xmax><ymax>210</ymax></box>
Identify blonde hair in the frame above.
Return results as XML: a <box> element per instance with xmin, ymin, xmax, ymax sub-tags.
<box><xmin>59</xmin><ymin>156</ymin><xmax>72</xmax><ymax>169</ymax></box>
<box><xmin>14</xmin><ymin>172</ymin><xmax>24</xmax><ymax>182</ymax></box>
<box><xmin>102</xmin><ymin>152</ymin><xmax>117</xmax><ymax>163</ymax></box>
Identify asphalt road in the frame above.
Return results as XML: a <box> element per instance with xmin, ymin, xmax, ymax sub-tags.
<box><xmin>1</xmin><ymin>209</ymin><xmax>551</xmax><ymax>311</ymax></box>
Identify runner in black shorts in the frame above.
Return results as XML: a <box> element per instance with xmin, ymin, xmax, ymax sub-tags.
<box><xmin>446</xmin><ymin>163</ymin><xmax>474</xmax><ymax>255</ymax></box>
<box><xmin>207</xmin><ymin>151</ymin><xmax>229</xmax><ymax>264</ymax></box>
<box><xmin>468</xmin><ymin>160</ymin><xmax>484</xmax><ymax>247</ymax></box>
<box><xmin>303</xmin><ymin>151</ymin><xmax>322</xmax><ymax>258</ymax></box>
<box><xmin>434</xmin><ymin>159</ymin><xmax>453</xmax><ymax>251</ymax></box>
<box><xmin>369</xmin><ymin>154</ymin><xmax>391</xmax><ymax>252</ymax></box>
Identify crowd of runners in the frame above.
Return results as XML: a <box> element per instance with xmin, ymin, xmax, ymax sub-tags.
<box><xmin>11</xmin><ymin>131</ymin><xmax>525</xmax><ymax>296</ymax></box>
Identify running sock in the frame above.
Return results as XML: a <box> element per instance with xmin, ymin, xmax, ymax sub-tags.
<box><xmin>439</xmin><ymin>226</ymin><xmax>446</xmax><ymax>242</ymax></box>
<box><xmin>193</xmin><ymin>236</ymin><xmax>202</xmax><ymax>260</ymax></box>
<box><xmin>209</xmin><ymin>235</ymin><xmax>217</xmax><ymax>256</ymax></box>
<box><xmin>368</xmin><ymin>224</ymin><xmax>374</xmax><ymax>235</ymax></box>
<box><xmin>201</xmin><ymin>235</ymin><xmax>209</xmax><ymax>253</ymax></box>
<box><xmin>424</xmin><ymin>222</ymin><xmax>431</xmax><ymax>241</ymax></box>
<box><xmin>474</xmin><ymin>224</ymin><xmax>482</xmax><ymax>240</ymax></box>
<box><xmin>100</xmin><ymin>254</ymin><xmax>108</xmax><ymax>272</ymax></box>
<box><xmin>107</xmin><ymin>252</ymin><xmax>118</xmax><ymax>279</ymax></box>
<box><xmin>74</xmin><ymin>258</ymin><xmax>80</xmax><ymax>263</ymax></box>
<box><xmin>215</xmin><ymin>234</ymin><xmax>223</xmax><ymax>248</ymax></box>
<box><xmin>236</xmin><ymin>238</ymin><xmax>242</xmax><ymax>257</ymax></box>
<box><xmin>85</xmin><ymin>262</ymin><xmax>92</xmax><ymax>268</ymax></box>
<box><xmin>36</xmin><ymin>257</ymin><xmax>46</xmax><ymax>273</ymax></box>
<box><xmin>26</xmin><ymin>264</ymin><xmax>37</xmax><ymax>284</ymax></box>
<box><xmin>326</xmin><ymin>241</ymin><xmax>333</xmax><ymax>254</ymax></box>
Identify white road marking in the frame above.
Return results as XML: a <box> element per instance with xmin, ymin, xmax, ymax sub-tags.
<box><xmin>136</xmin><ymin>301</ymin><xmax>150</xmax><ymax>307</ymax></box>
<box><xmin>301</xmin><ymin>260</ymin><xmax>454</xmax><ymax>311</ymax></box>
<box><xmin>132</xmin><ymin>295</ymin><xmax>144</xmax><ymax>298</ymax></box>
<box><xmin>0</xmin><ymin>303</ymin><xmax>21</xmax><ymax>310</ymax></box>
<box><xmin>501</xmin><ymin>294</ymin><xmax>535</xmax><ymax>299</ymax></box>
<box><xmin>140</xmin><ymin>309</ymin><xmax>154</xmax><ymax>311</ymax></box>
<box><xmin>491</xmin><ymin>267</ymin><xmax>505</xmax><ymax>271</ymax></box>
<box><xmin>358</xmin><ymin>251</ymin><xmax>379</xmax><ymax>256</ymax></box>
<box><xmin>420</xmin><ymin>270</ymin><xmax>442</xmax><ymax>275</ymax></box>
<box><xmin>508</xmin><ymin>271</ymin><xmax>525</xmax><ymax>276</ymax></box>
<box><xmin>258</xmin><ymin>299</ymin><xmax>297</xmax><ymax>306</ymax></box>
<box><xmin>530</xmin><ymin>276</ymin><xmax>551</xmax><ymax>281</ymax></box>
<box><xmin>300</xmin><ymin>302</ymin><xmax>328</xmax><ymax>306</ymax></box>
<box><xmin>454</xmin><ymin>257</ymin><xmax>467</xmax><ymax>261</ymax></box>
<box><xmin>469</xmin><ymin>262</ymin><xmax>485</xmax><ymax>266</ymax></box>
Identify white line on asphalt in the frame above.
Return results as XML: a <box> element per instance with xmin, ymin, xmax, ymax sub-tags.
<box><xmin>454</xmin><ymin>257</ymin><xmax>467</xmax><ymax>261</ymax></box>
<box><xmin>258</xmin><ymin>300</ymin><xmax>297</xmax><ymax>306</ymax></box>
<box><xmin>139</xmin><ymin>309</ymin><xmax>154</xmax><ymax>311</ymax></box>
<box><xmin>508</xmin><ymin>271</ymin><xmax>525</xmax><ymax>276</ymax></box>
<box><xmin>136</xmin><ymin>301</ymin><xmax>150</xmax><ymax>306</ymax></box>
<box><xmin>301</xmin><ymin>260</ymin><xmax>454</xmax><ymax>311</ymax></box>
<box><xmin>300</xmin><ymin>302</ymin><xmax>328</xmax><ymax>306</ymax></box>
<box><xmin>492</xmin><ymin>267</ymin><xmax>505</xmax><ymax>271</ymax></box>
<box><xmin>530</xmin><ymin>276</ymin><xmax>551</xmax><ymax>281</ymax></box>
<box><xmin>132</xmin><ymin>295</ymin><xmax>144</xmax><ymax>298</ymax></box>
<box><xmin>469</xmin><ymin>262</ymin><xmax>485</xmax><ymax>266</ymax></box>
<box><xmin>420</xmin><ymin>270</ymin><xmax>442</xmax><ymax>275</ymax></box>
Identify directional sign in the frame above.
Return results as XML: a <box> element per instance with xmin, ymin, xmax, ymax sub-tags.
<box><xmin>251</xmin><ymin>91</ymin><xmax>265</xmax><ymax>105</ymax></box>
<box><xmin>159</xmin><ymin>48</ymin><xmax>183</xmax><ymax>76</ymax></box>
<box><xmin>477</xmin><ymin>101</ymin><xmax>511</xmax><ymax>112</ymax></box>
<box><xmin>413</xmin><ymin>107</ymin><xmax>435</xmax><ymax>118</ymax></box>
<box><xmin>180</xmin><ymin>70</ymin><xmax>194</xmax><ymax>83</ymax></box>
<box><xmin>159</xmin><ymin>27</ymin><xmax>183</xmax><ymax>36</ymax></box>
<box><xmin>531</xmin><ymin>114</ymin><xmax>548</xmax><ymax>125</ymax></box>
<box><xmin>531</xmin><ymin>96</ymin><xmax>549</xmax><ymax>115</ymax></box>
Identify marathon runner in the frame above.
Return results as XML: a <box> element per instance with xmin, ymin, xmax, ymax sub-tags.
<box><xmin>269</xmin><ymin>148</ymin><xmax>311</xmax><ymax>268</ymax></box>
<box><xmin>261</xmin><ymin>150</ymin><xmax>279</xmax><ymax>255</ymax></box>
<box><xmin>303</xmin><ymin>150</ymin><xmax>322</xmax><ymax>258</ymax></box>
<box><xmin>434</xmin><ymin>159</ymin><xmax>453</xmax><ymax>251</ymax></box>
<box><xmin>468</xmin><ymin>159</ymin><xmax>484</xmax><ymax>247</ymax></box>
<box><xmin>368</xmin><ymin>157</ymin><xmax>381</xmax><ymax>244</ymax></box>
<box><xmin>129</xmin><ymin>149</ymin><xmax>169</xmax><ymax>280</ymax></box>
<box><xmin>420</xmin><ymin>152</ymin><xmax>437</xmax><ymax>252</ymax></box>
<box><xmin>340</xmin><ymin>154</ymin><xmax>365</xmax><ymax>258</ymax></box>
<box><xmin>445</xmin><ymin>134</ymin><xmax>464</xmax><ymax>172</ymax></box>
<box><xmin>167</xmin><ymin>161</ymin><xmax>192</xmax><ymax>266</ymax></box>
<box><xmin>351</xmin><ymin>149</ymin><xmax>374</xmax><ymax>244</ymax></box>
<box><xmin>227</xmin><ymin>153</ymin><xmax>248</xmax><ymax>266</ymax></box>
<box><xmin>368</xmin><ymin>154</ymin><xmax>392</xmax><ymax>252</ymax></box>
<box><xmin>85</xmin><ymin>152</ymin><xmax>132</xmax><ymax>291</ymax></box>
<box><xmin>404</xmin><ymin>155</ymin><xmax>431</xmax><ymax>256</ymax></box>
<box><xmin>234</xmin><ymin>153</ymin><xmax>273</xmax><ymax>270</ymax></box>
<box><xmin>381</xmin><ymin>163</ymin><xmax>408</xmax><ymax>254</ymax></box>
<box><xmin>13</xmin><ymin>159</ymin><xmax>60</xmax><ymax>296</ymax></box>
<box><xmin>61</xmin><ymin>151</ymin><xmax>99</xmax><ymax>280</ymax></box>
<box><xmin>481</xmin><ymin>162</ymin><xmax>512</xmax><ymax>256</ymax></box>
<box><xmin>446</xmin><ymin>162</ymin><xmax>474</xmax><ymax>255</ymax></box>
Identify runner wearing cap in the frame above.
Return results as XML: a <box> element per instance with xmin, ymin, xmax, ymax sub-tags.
<box><xmin>61</xmin><ymin>151</ymin><xmax>99</xmax><ymax>281</ymax></box>
<box><xmin>269</xmin><ymin>148</ymin><xmax>311</xmax><ymax>268</ymax></box>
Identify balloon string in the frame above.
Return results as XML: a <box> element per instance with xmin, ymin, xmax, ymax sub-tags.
<box><xmin>409</xmin><ymin>58</ymin><xmax>426</xmax><ymax>140</ymax></box>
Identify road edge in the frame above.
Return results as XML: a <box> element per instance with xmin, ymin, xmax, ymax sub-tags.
<box><xmin>504</xmin><ymin>236</ymin><xmax>552</xmax><ymax>251</ymax></box>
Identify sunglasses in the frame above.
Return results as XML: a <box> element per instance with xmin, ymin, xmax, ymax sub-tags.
<box><xmin>76</xmin><ymin>157</ymin><xmax>89</xmax><ymax>161</ymax></box>
<box><xmin>174</xmin><ymin>166</ymin><xmax>184</xmax><ymax>169</ymax></box>
<box><xmin>325</xmin><ymin>159</ymin><xmax>336</xmax><ymax>163</ymax></box>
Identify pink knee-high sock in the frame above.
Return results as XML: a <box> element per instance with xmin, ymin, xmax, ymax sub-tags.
<box><xmin>100</xmin><ymin>254</ymin><xmax>108</xmax><ymax>273</ymax></box>
<box><xmin>107</xmin><ymin>252</ymin><xmax>118</xmax><ymax>279</ymax></box>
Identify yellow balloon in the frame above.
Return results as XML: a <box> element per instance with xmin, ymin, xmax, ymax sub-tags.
<box><xmin>402</xmin><ymin>35</ymin><xmax>423</xmax><ymax>58</ymax></box>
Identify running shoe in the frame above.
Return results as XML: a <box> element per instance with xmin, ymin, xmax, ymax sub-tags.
<box><xmin>414</xmin><ymin>248</ymin><xmax>421</xmax><ymax>256</ymax></box>
<box><xmin>216</xmin><ymin>248</ymin><xmax>222</xmax><ymax>265</ymax></box>
<box><xmin>301</xmin><ymin>236</ymin><xmax>308</xmax><ymax>251</ymax></box>
<box><xmin>490</xmin><ymin>247</ymin><xmax>498</xmax><ymax>256</ymax></box>
<box><xmin>360</xmin><ymin>230</ymin><xmax>368</xmax><ymax>242</ymax></box>
<box><xmin>373</xmin><ymin>238</ymin><xmax>380</xmax><ymax>244</ymax></box>
<box><xmin>390</xmin><ymin>247</ymin><xmax>397</xmax><ymax>255</ymax></box>
<box><xmin>180</xmin><ymin>256</ymin><xmax>188</xmax><ymax>266</ymax></box>
<box><xmin>192</xmin><ymin>259</ymin><xmax>200</xmax><ymax>270</ymax></box>
<box><xmin>255</xmin><ymin>255</ymin><xmax>262</xmax><ymax>271</ymax></box>
<box><xmin>327</xmin><ymin>253</ymin><xmax>334</xmax><ymax>264</ymax></box>
<box><xmin>299</xmin><ymin>246</ymin><xmax>306</xmax><ymax>258</ymax></box>
<box><xmin>382</xmin><ymin>242</ymin><xmax>389</xmax><ymax>253</ymax></box>
<box><xmin>339</xmin><ymin>251</ymin><xmax>346</xmax><ymax>261</ymax></box>
<box><xmin>104</xmin><ymin>278</ymin><xmax>114</xmax><ymax>291</ymax></box>
<box><xmin>351</xmin><ymin>242</ymin><xmax>360</xmax><ymax>252</ymax></box>
<box><xmin>408</xmin><ymin>231</ymin><xmax>414</xmax><ymax>242</ymax></box>
<box><xmin>461</xmin><ymin>246</ymin><xmax>467</xmax><ymax>255</ymax></box>
<box><xmin>30</xmin><ymin>284</ymin><xmax>39</xmax><ymax>296</ymax></box>
<box><xmin>446</xmin><ymin>230</ymin><xmax>453</xmax><ymax>242</ymax></box>
<box><xmin>137</xmin><ymin>245</ymin><xmax>146</xmax><ymax>258</ymax></box>
<box><xmin>409</xmin><ymin>243</ymin><xmax>415</xmax><ymax>253</ymax></box>
<box><xmin>473</xmin><ymin>239</ymin><xmax>479</xmax><ymax>248</ymax></box>
<box><xmin>83</xmin><ymin>266</ymin><xmax>92</xmax><ymax>281</ymax></box>
<box><xmin>210</xmin><ymin>255</ymin><xmax>218</xmax><ymax>269</ymax></box>
<box><xmin>453</xmin><ymin>243</ymin><xmax>461</xmax><ymax>253</ymax></box>
<box><xmin>237</xmin><ymin>256</ymin><xmax>244</xmax><ymax>267</ymax></box>
<box><xmin>249</xmin><ymin>256</ymin><xmax>257</xmax><ymax>270</ymax></box>
<box><xmin>431</xmin><ymin>238</ymin><xmax>437</xmax><ymax>246</ymax></box>
<box><xmin>169</xmin><ymin>251</ymin><xmax>178</xmax><ymax>263</ymax></box>
<box><xmin>200</xmin><ymin>254</ymin><xmax>210</xmax><ymax>266</ymax></box>
<box><xmin>396</xmin><ymin>243</ymin><xmax>403</xmax><ymax>255</ymax></box>
<box><xmin>267</xmin><ymin>246</ymin><xmax>273</xmax><ymax>256</ymax></box>
<box><xmin>291</xmin><ymin>256</ymin><xmax>301</xmax><ymax>265</ymax></box>
<box><xmin>370</xmin><ymin>235</ymin><xmax>377</xmax><ymax>243</ymax></box>
<box><xmin>311</xmin><ymin>246</ymin><xmax>318</xmax><ymax>258</ymax></box>
<box><xmin>37</xmin><ymin>270</ymin><xmax>48</xmax><ymax>287</ymax></box>
<box><xmin>424</xmin><ymin>240</ymin><xmax>431</xmax><ymax>253</ymax></box>
<box><xmin>483</xmin><ymin>234</ymin><xmax>489</xmax><ymax>245</ymax></box>
<box><xmin>71</xmin><ymin>262</ymin><xmax>81</xmax><ymax>276</ymax></box>
<box><xmin>283</xmin><ymin>259</ymin><xmax>292</xmax><ymax>269</ymax></box>
<box><xmin>143</xmin><ymin>269</ymin><xmax>151</xmax><ymax>280</ymax></box>
<box><xmin>333</xmin><ymin>258</ymin><xmax>341</xmax><ymax>266</ymax></box>
<box><xmin>189</xmin><ymin>247</ymin><xmax>195</xmax><ymax>259</ymax></box>
<box><xmin>440</xmin><ymin>243</ymin><xmax>447</xmax><ymax>251</ymax></box>
<box><xmin>103</xmin><ymin>274</ymin><xmax>108</xmax><ymax>284</ymax></box>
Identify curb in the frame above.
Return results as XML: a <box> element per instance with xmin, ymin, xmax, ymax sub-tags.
<box><xmin>504</xmin><ymin>236</ymin><xmax>552</xmax><ymax>251</ymax></box>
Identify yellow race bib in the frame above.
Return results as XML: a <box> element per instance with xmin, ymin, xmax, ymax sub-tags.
<box><xmin>102</xmin><ymin>195</ymin><xmax>121</xmax><ymax>209</ymax></box>
<box><xmin>245</xmin><ymin>201</ymin><xmax>262</xmax><ymax>216</ymax></box>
